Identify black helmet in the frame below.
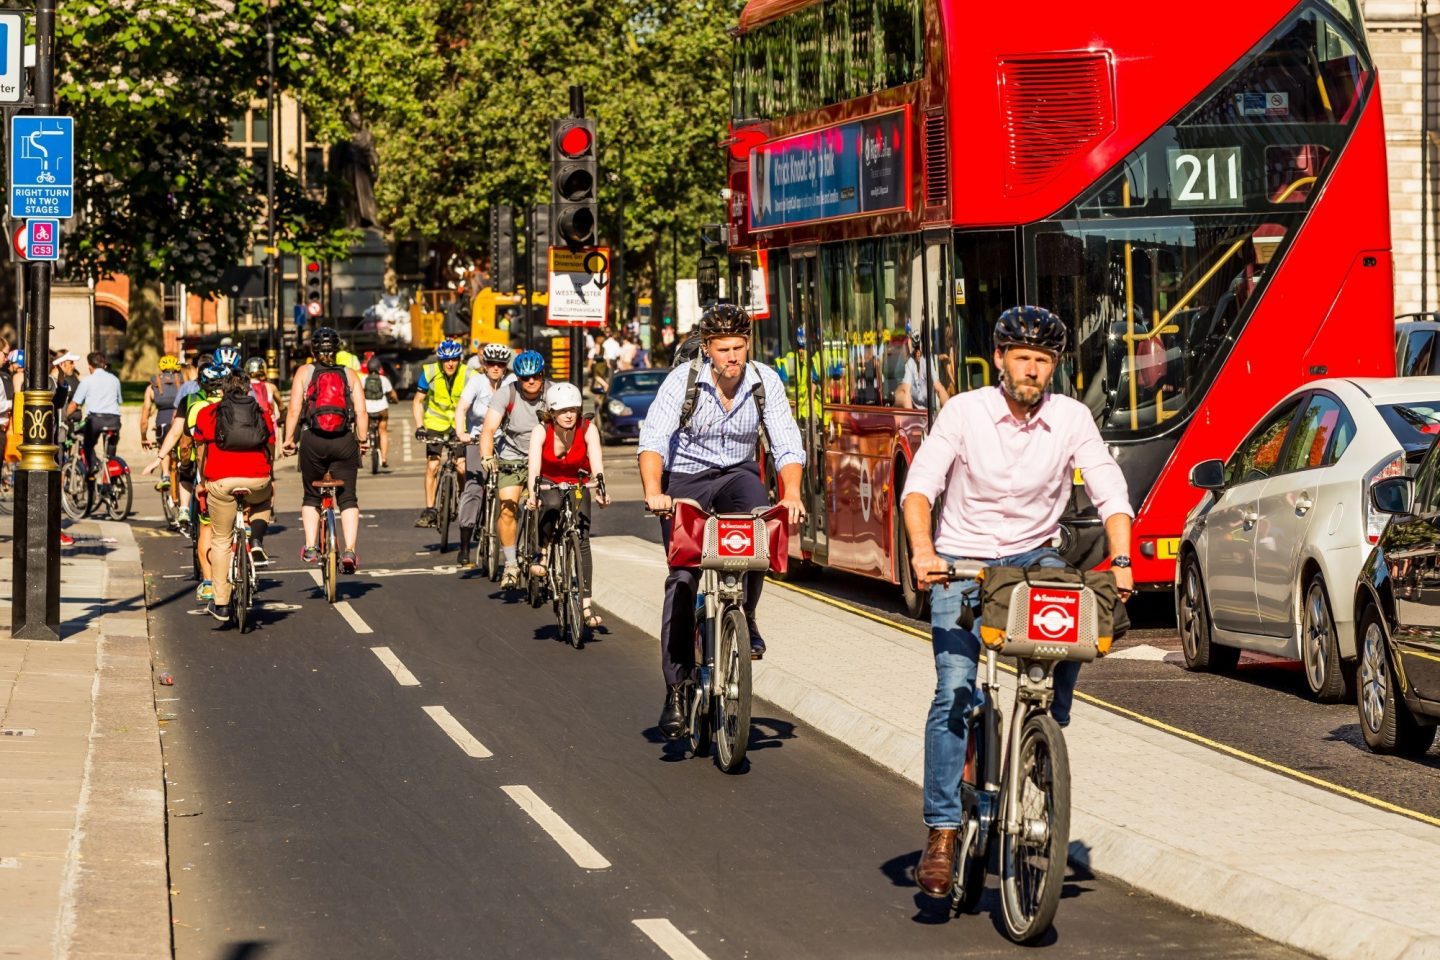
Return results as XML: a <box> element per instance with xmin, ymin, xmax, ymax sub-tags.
<box><xmin>994</xmin><ymin>306</ymin><xmax>1067</xmax><ymax>355</ymax></box>
<box><xmin>672</xmin><ymin>331</ymin><xmax>703</xmax><ymax>366</ymax></box>
<box><xmin>366</xmin><ymin>357</ymin><xmax>384</xmax><ymax>373</ymax></box>
<box><xmin>312</xmin><ymin>326</ymin><xmax>340</xmax><ymax>357</ymax></box>
<box><xmin>699</xmin><ymin>303</ymin><xmax>751</xmax><ymax>341</ymax></box>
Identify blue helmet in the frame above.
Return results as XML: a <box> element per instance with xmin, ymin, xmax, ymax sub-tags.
<box><xmin>513</xmin><ymin>350</ymin><xmax>544</xmax><ymax>378</ymax></box>
<box><xmin>435</xmin><ymin>340</ymin><xmax>464</xmax><ymax>361</ymax></box>
<box><xmin>198</xmin><ymin>363</ymin><xmax>226</xmax><ymax>392</ymax></box>
<box><xmin>8</xmin><ymin>349</ymin><xmax>22</xmax><ymax>368</ymax></box>
<box><xmin>214</xmin><ymin>345</ymin><xmax>243</xmax><ymax>373</ymax></box>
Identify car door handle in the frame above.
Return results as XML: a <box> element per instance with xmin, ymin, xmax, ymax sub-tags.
<box><xmin>1242</xmin><ymin>511</ymin><xmax>1259</xmax><ymax>528</ymax></box>
<box><xmin>1296</xmin><ymin>495</ymin><xmax>1314</xmax><ymax>515</ymax></box>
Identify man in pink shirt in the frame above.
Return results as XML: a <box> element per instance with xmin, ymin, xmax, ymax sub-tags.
<box><xmin>901</xmin><ymin>305</ymin><xmax>1135</xmax><ymax>899</ymax></box>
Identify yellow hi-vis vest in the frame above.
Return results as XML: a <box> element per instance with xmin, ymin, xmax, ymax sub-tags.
<box><xmin>421</xmin><ymin>362</ymin><xmax>469</xmax><ymax>432</ymax></box>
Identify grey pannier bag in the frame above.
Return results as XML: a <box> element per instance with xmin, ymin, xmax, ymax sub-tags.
<box><xmin>974</xmin><ymin>565</ymin><xmax>1129</xmax><ymax>660</ymax></box>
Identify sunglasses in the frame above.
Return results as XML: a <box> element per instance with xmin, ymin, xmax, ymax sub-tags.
<box><xmin>520</xmin><ymin>374</ymin><xmax>543</xmax><ymax>382</ymax></box>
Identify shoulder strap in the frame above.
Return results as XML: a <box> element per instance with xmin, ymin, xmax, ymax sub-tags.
<box><xmin>748</xmin><ymin>362</ymin><xmax>771</xmax><ymax>456</ymax></box>
<box><xmin>678</xmin><ymin>357</ymin><xmax>705</xmax><ymax>431</ymax></box>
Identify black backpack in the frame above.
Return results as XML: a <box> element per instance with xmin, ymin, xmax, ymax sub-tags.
<box><xmin>678</xmin><ymin>358</ymin><xmax>770</xmax><ymax>456</ymax></box>
<box><xmin>215</xmin><ymin>390</ymin><xmax>270</xmax><ymax>452</ymax></box>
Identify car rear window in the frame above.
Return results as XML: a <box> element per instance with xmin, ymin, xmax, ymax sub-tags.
<box><xmin>1379</xmin><ymin>402</ymin><xmax>1440</xmax><ymax>453</ymax></box>
<box><xmin>614</xmin><ymin>371</ymin><xmax>666</xmax><ymax>391</ymax></box>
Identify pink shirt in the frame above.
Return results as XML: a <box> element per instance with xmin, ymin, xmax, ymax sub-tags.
<box><xmin>902</xmin><ymin>387</ymin><xmax>1133</xmax><ymax>559</ymax></box>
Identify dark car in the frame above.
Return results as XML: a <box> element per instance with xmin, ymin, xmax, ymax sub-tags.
<box><xmin>1353</xmin><ymin>445</ymin><xmax>1440</xmax><ymax>756</ymax></box>
<box><xmin>597</xmin><ymin>369</ymin><xmax>667</xmax><ymax>444</ymax></box>
<box><xmin>1395</xmin><ymin>315</ymin><xmax>1440</xmax><ymax>377</ymax></box>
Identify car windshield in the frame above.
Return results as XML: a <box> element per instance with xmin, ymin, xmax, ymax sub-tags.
<box><xmin>1378</xmin><ymin>402</ymin><xmax>1440</xmax><ymax>452</ymax></box>
<box><xmin>612</xmin><ymin>371</ymin><xmax>666</xmax><ymax>392</ymax></box>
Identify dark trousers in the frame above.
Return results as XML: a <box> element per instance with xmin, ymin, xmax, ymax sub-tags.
<box><xmin>82</xmin><ymin>414</ymin><xmax>121</xmax><ymax>478</ymax></box>
<box><xmin>659</xmin><ymin>462</ymin><xmax>768</xmax><ymax>685</ymax></box>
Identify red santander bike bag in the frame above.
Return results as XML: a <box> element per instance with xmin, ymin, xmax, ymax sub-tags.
<box><xmin>667</xmin><ymin>498</ymin><xmax>789</xmax><ymax>576</ymax></box>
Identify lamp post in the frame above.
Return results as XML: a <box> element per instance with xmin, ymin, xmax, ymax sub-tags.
<box><xmin>265</xmin><ymin>2</ymin><xmax>280</xmax><ymax>369</ymax></box>
<box><xmin>11</xmin><ymin>0</ymin><xmax>61</xmax><ymax>639</ymax></box>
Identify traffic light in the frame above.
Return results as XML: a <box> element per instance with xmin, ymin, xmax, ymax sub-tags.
<box><xmin>305</xmin><ymin>261</ymin><xmax>323</xmax><ymax>319</ymax></box>
<box><xmin>531</xmin><ymin>204</ymin><xmax>552</xmax><ymax>295</ymax></box>
<box><xmin>550</xmin><ymin>117</ymin><xmax>597</xmax><ymax>250</ymax></box>
<box><xmin>490</xmin><ymin>205</ymin><xmax>516</xmax><ymax>294</ymax></box>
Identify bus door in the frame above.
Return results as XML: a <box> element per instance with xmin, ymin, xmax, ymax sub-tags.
<box><xmin>951</xmin><ymin>230</ymin><xmax>1020</xmax><ymax>391</ymax></box>
<box><xmin>921</xmin><ymin>230</ymin><xmax>956</xmax><ymax>418</ymax></box>
<box><xmin>789</xmin><ymin>246</ymin><xmax>828</xmax><ymax>562</ymax></box>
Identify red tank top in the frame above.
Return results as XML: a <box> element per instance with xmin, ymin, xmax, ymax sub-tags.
<box><xmin>541</xmin><ymin>421</ymin><xmax>588</xmax><ymax>483</ymax></box>
<box><xmin>251</xmin><ymin>381</ymin><xmax>273</xmax><ymax>419</ymax></box>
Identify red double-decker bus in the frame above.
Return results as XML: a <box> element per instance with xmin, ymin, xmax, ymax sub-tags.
<box><xmin>724</xmin><ymin>0</ymin><xmax>1392</xmax><ymax>613</ymax></box>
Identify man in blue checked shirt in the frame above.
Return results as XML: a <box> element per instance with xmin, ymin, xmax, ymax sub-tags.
<box><xmin>639</xmin><ymin>303</ymin><xmax>806</xmax><ymax>739</ymax></box>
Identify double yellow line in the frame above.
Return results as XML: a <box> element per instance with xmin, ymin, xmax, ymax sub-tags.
<box><xmin>767</xmin><ymin>577</ymin><xmax>1440</xmax><ymax>829</ymax></box>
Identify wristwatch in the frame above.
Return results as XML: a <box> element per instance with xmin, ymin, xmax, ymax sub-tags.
<box><xmin>1110</xmin><ymin>555</ymin><xmax>1132</xmax><ymax>568</ymax></box>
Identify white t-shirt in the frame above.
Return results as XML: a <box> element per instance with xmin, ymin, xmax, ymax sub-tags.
<box><xmin>602</xmin><ymin>337</ymin><xmax>622</xmax><ymax>363</ymax></box>
<box><xmin>457</xmin><ymin>372</ymin><xmax>513</xmax><ymax>434</ymax></box>
<box><xmin>364</xmin><ymin>375</ymin><xmax>394</xmax><ymax>415</ymax></box>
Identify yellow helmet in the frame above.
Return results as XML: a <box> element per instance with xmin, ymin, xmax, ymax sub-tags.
<box><xmin>158</xmin><ymin>355</ymin><xmax>180</xmax><ymax>372</ymax></box>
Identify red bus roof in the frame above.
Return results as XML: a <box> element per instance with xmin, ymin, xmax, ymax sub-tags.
<box><xmin>737</xmin><ymin>0</ymin><xmax>819</xmax><ymax>33</ymax></box>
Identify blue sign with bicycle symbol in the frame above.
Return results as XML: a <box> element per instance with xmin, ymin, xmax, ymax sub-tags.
<box><xmin>10</xmin><ymin>116</ymin><xmax>74</xmax><ymax>219</ymax></box>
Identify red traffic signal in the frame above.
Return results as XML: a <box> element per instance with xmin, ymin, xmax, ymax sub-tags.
<box><xmin>558</xmin><ymin>124</ymin><xmax>593</xmax><ymax>159</ymax></box>
<box><xmin>306</xmin><ymin>261</ymin><xmax>320</xmax><ymax>273</ymax></box>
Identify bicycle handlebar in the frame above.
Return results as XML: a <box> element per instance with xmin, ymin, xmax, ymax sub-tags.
<box><xmin>944</xmin><ymin>560</ymin><xmax>989</xmax><ymax>582</ymax></box>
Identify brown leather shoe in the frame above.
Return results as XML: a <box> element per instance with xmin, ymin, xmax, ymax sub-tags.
<box><xmin>917</xmin><ymin>828</ymin><xmax>958</xmax><ymax>898</ymax></box>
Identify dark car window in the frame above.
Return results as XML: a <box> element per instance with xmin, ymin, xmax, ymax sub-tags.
<box><xmin>1225</xmin><ymin>397</ymin><xmax>1303</xmax><ymax>486</ymax></box>
<box><xmin>611</xmin><ymin>371</ymin><xmax>667</xmax><ymax>392</ymax></box>
<box><xmin>1279</xmin><ymin>394</ymin><xmax>1352</xmax><ymax>473</ymax></box>
<box><xmin>1378</xmin><ymin>401</ymin><xmax>1440</xmax><ymax>456</ymax></box>
<box><xmin>1400</xmin><ymin>329</ymin><xmax>1439</xmax><ymax>377</ymax></box>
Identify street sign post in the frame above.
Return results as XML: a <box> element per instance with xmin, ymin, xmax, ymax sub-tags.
<box><xmin>546</xmin><ymin>246</ymin><xmax>610</xmax><ymax>327</ymax></box>
<box><xmin>0</xmin><ymin>11</ymin><xmax>26</xmax><ymax>103</ymax></box>
<box><xmin>10</xmin><ymin>116</ymin><xmax>74</xmax><ymax>218</ymax></box>
<box><xmin>25</xmin><ymin>219</ymin><xmax>58</xmax><ymax>261</ymax></box>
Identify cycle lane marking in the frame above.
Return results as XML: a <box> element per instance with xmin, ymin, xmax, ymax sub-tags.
<box><xmin>632</xmin><ymin>920</ymin><xmax>712</xmax><ymax>960</ymax></box>
<box><xmin>422</xmin><ymin>705</ymin><xmax>492</xmax><ymax>758</ymax></box>
<box><xmin>307</xmin><ymin>570</ymin><xmax>374</xmax><ymax>634</ymax></box>
<box><xmin>499</xmin><ymin>785</ymin><xmax>611</xmax><ymax>870</ymax></box>
<box><xmin>370</xmin><ymin>646</ymin><xmax>420</xmax><ymax>686</ymax></box>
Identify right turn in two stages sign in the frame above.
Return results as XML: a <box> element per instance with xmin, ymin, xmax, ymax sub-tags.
<box><xmin>546</xmin><ymin>247</ymin><xmax>610</xmax><ymax>328</ymax></box>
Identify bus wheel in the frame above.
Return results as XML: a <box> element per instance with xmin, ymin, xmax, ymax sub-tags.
<box><xmin>898</xmin><ymin>503</ymin><xmax>929</xmax><ymax>621</ymax></box>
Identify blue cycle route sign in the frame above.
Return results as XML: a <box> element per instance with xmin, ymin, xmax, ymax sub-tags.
<box><xmin>10</xmin><ymin>116</ymin><xmax>75</xmax><ymax>219</ymax></box>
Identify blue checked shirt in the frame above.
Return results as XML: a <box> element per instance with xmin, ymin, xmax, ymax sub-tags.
<box><xmin>638</xmin><ymin>361</ymin><xmax>806</xmax><ymax>475</ymax></box>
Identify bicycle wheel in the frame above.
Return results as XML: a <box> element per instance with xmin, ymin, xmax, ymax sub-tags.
<box><xmin>323</xmin><ymin>508</ymin><xmax>339</xmax><ymax>604</ymax></box>
<box><xmin>438</xmin><ymin>470</ymin><xmax>456</xmax><ymax>553</ymax></box>
<box><xmin>562</xmin><ymin>531</ymin><xmax>586</xmax><ymax>649</ymax></box>
<box><xmin>233</xmin><ymin>528</ymin><xmax>252</xmax><ymax>633</ymax></box>
<box><xmin>486</xmin><ymin>496</ymin><xmax>503</xmax><ymax>582</ymax></box>
<box><xmin>714</xmin><ymin>606</ymin><xmax>753</xmax><ymax>773</ymax></box>
<box><xmin>370</xmin><ymin>430</ymin><xmax>380</xmax><ymax>475</ymax></box>
<box><xmin>60</xmin><ymin>460</ymin><xmax>90</xmax><ymax>520</ymax></box>
<box><xmin>999</xmin><ymin>713</ymin><xmax>1071</xmax><ymax>944</ymax></box>
<box><xmin>160</xmin><ymin>480</ymin><xmax>178</xmax><ymax>527</ymax></box>
<box><xmin>106</xmin><ymin>473</ymin><xmax>133</xmax><ymax>520</ymax></box>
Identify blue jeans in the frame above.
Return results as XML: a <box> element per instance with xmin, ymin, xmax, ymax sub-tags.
<box><xmin>923</xmin><ymin>547</ymin><xmax>1081</xmax><ymax>828</ymax></box>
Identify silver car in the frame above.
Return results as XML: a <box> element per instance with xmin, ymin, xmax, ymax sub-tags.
<box><xmin>1176</xmin><ymin>378</ymin><xmax>1440</xmax><ymax>702</ymax></box>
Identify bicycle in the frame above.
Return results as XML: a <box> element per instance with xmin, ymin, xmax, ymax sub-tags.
<box><xmin>473</xmin><ymin>462</ymin><xmax>498</xmax><ymax>578</ymax></box>
<box><xmin>367</xmin><ymin>417</ymin><xmax>381</xmax><ymax>475</ymax></box>
<box><xmin>228</xmin><ymin>504</ymin><xmax>258</xmax><ymax>632</ymax></box>
<box><xmin>941</xmin><ymin>561</ymin><xmax>1106</xmax><ymax>944</ymax></box>
<box><xmin>59</xmin><ymin>421</ymin><xmax>133</xmax><ymax>521</ymax></box>
<box><xmin>422</xmin><ymin>431</ymin><xmax>465</xmax><ymax>553</ymax></box>
<box><xmin>153</xmin><ymin>430</ymin><xmax>182</xmax><ymax>528</ymax></box>
<box><xmin>534</xmin><ymin>474</ymin><xmax>604</xmax><ymax>648</ymax></box>
<box><xmin>658</xmin><ymin>499</ymin><xmax>787</xmax><ymax>773</ymax></box>
<box><xmin>313</xmin><ymin>472</ymin><xmax>344</xmax><ymax>604</ymax></box>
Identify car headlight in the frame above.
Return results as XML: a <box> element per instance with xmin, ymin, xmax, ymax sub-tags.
<box><xmin>607</xmin><ymin>399</ymin><xmax>633</xmax><ymax>416</ymax></box>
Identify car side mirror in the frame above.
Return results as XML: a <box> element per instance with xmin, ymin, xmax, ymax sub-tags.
<box><xmin>1189</xmin><ymin>459</ymin><xmax>1226</xmax><ymax>491</ymax></box>
<box><xmin>1371</xmin><ymin>476</ymin><xmax>1414</xmax><ymax>516</ymax></box>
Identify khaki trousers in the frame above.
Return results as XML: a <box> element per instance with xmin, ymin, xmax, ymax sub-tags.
<box><xmin>206</xmin><ymin>475</ymin><xmax>274</xmax><ymax>605</ymax></box>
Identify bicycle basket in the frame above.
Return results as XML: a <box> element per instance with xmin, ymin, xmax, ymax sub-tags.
<box><xmin>977</xmin><ymin>568</ymin><xmax>1100</xmax><ymax>663</ymax></box>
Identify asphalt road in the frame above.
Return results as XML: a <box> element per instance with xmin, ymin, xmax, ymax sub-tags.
<box><xmin>139</xmin><ymin>441</ymin><xmax>1298</xmax><ymax>960</ymax></box>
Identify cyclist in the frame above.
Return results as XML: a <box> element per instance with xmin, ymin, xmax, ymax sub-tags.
<box><xmin>637</xmin><ymin>303</ymin><xmax>806</xmax><ymax>739</ymax></box>
<box><xmin>412</xmin><ymin>339</ymin><xmax>470</xmax><ymax>529</ymax></box>
<box><xmin>899</xmin><ymin>305</ymin><xmax>1135</xmax><ymax>899</ymax></box>
<box><xmin>478</xmin><ymin>349</ymin><xmax>548</xmax><ymax>588</ymax></box>
<box><xmin>2</xmin><ymin>350</ymin><xmax>22</xmax><ymax>468</ymax></box>
<box><xmin>187</xmin><ymin>369</ymin><xmax>276</xmax><ymax>622</ymax></box>
<box><xmin>452</xmin><ymin>342</ymin><xmax>512</xmax><ymax>568</ymax></box>
<box><xmin>65</xmin><ymin>352</ymin><xmax>124</xmax><ymax>493</ymax></box>
<box><xmin>282</xmin><ymin>327</ymin><xmax>369</xmax><ymax>573</ymax></box>
<box><xmin>145</xmin><ymin>362</ymin><xmax>227</xmax><ymax>600</ymax></box>
<box><xmin>140</xmin><ymin>355</ymin><xmax>185</xmax><ymax>453</ymax></box>
<box><xmin>525</xmin><ymin>382</ymin><xmax>610</xmax><ymax>627</ymax></box>
<box><xmin>362</xmin><ymin>357</ymin><xmax>398</xmax><ymax>468</ymax></box>
<box><xmin>245</xmin><ymin>356</ymin><xmax>282</xmax><ymax>431</ymax></box>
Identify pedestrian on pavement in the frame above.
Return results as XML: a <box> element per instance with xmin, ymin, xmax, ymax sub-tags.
<box><xmin>637</xmin><ymin>303</ymin><xmax>806</xmax><ymax>739</ymax></box>
<box><xmin>618</xmin><ymin>333</ymin><xmax>638</xmax><ymax>372</ymax></box>
<box><xmin>66</xmin><ymin>352</ymin><xmax>124</xmax><ymax>487</ymax></box>
<box><xmin>899</xmin><ymin>305</ymin><xmax>1135</xmax><ymax>900</ymax></box>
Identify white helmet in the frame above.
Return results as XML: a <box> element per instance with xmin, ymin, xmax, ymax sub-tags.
<box><xmin>545</xmin><ymin>382</ymin><xmax>583</xmax><ymax>412</ymax></box>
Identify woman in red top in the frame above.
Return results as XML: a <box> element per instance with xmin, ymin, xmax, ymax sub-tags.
<box><xmin>526</xmin><ymin>382</ymin><xmax>609</xmax><ymax>628</ymax></box>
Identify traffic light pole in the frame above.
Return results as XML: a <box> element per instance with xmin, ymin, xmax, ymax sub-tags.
<box><xmin>12</xmin><ymin>0</ymin><xmax>61</xmax><ymax>640</ymax></box>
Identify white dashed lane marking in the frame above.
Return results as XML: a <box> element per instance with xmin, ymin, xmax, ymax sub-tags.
<box><xmin>307</xmin><ymin>570</ymin><xmax>374</xmax><ymax>634</ymax></box>
<box><xmin>501</xmin><ymin>785</ymin><xmax>611</xmax><ymax>870</ymax></box>
<box><xmin>632</xmin><ymin>919</ymin><xmax>712</xmax><ymax>960</ymax></box>
<box><xmin>370</xmin><ymin>646</ymin><xmax>420</xmax><ymax>686</ymax></box>
<box><xmin>422</xmin><ymin>705</ymin><xmax>492</xmax><ymax>759</ymax></box>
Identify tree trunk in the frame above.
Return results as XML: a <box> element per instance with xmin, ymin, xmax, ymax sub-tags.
<box><xmin>122</xmin><ymin>281</ymin><xmax>164</xmax><ymax>380</ymax></box>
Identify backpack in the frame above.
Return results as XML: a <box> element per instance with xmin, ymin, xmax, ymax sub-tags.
<box><xmin>215</xmin><ymin>390</ymin><xmax>271</xmax><ymax>452</ymax></box>
<box><xmin>364</xmin><ymin>372</ymin><xmax>385</xmax><ymax>401</ymax></box>
<box><xmin>678</xmin><ymin>358</ymin><xmax>770</xmax><ymax>456</ymax></box>
<box><xmin>150</xmin><ymin>370</ymin><xmax>182</xmax><ymax>409</ymax></box>
<box><xmin>304</xmin><ymin>362</ymin><xmax>354</xmax><ymax>436</ymax></box>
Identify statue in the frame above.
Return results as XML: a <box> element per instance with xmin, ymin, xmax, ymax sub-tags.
<box><xmin>329</xmin><ymin>111</ymin><xmax>380</xmax><ymax>229</ymax></box>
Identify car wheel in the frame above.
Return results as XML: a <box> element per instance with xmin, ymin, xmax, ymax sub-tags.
<box><xmin>1300</xmin><ymin>573</ymin><xmax>1351</xmax><ymax>703</ymax></box>
<box><xmin>1357</xmin><ymin>606</ymin><xmax>1437</xmax><ymax>757</ymax></box>
<box><xmin>1178</xmin><ymin>553</ymin><xmax>1240</xmax><ymax>673</ymax></box>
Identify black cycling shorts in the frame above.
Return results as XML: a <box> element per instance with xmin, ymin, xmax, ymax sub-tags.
<box><xmin>300</xmin><ymin>431</ymin><xmax>359</xmax><ymax>510</ymax></box>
